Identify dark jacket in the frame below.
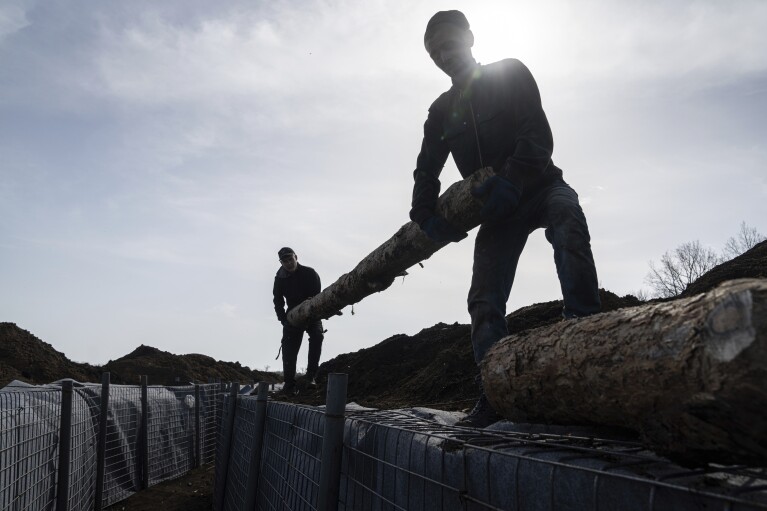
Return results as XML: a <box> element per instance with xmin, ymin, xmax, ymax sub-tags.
<box><xmin>273</xmin><ymin>264</ymin><xmax>321</xmax><ymax>323</ymax></box>
<box><xmin>410</xmin><ymin>58</ymin><xmax>563</xmax><ymax>224</ymax></box>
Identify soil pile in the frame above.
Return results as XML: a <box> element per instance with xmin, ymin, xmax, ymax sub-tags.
<box><xmin>682</xmin><ymin>239</ymin><xmax>767</xmax><ymax>297</ymax></box>
<box><xmin>288</xmin><ymin>242</ymin><xmax>766</xmax><ymax>409</ymax></box>
<box><xmin>0</xmin><ymin>323</ymin><xmax>101</xmax><ymax>385</ymax></box>
<box><xmin>103</xmin><ymin>345</ymin><xmax>279</xmax><ymax>386</ymax></box>
<box><xmin>0</xmin><ymin>326</ymin><xmax>279</xmax><ymax>388</ymax></box>
<box><xmin>289</xmin><ymin>289</ymin><xmax>642</xmax><ymax>409</ymax></box>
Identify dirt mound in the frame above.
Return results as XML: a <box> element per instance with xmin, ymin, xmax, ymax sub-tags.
<box><xmin>0</xmin><ymin>323</ymin><xmax>101</xmax><ymax>385</ymax></box>
<box><xmin>0</xmin><ymin>324</ymin><xmax>279</xmax><ymax>388</ymax></box>
<box><xmin>104</xmin><ymin>345</ymin><xmax>279</xmax><ymax>386</ymax></box>
<box><xmin>681</xmin><ymin>240</ymin><xmax>767</xmax><ymax>297</ymax></box>
<box><xmin>287</xmin><ymin>289</ymin><xmax>642</xmax><ymax>410</ymax></box>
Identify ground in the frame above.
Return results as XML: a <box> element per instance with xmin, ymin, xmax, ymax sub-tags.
<box><xmin>105</xmin><ymin>465</ymin><xmax>214</xmax><ymax>511</ymax></box>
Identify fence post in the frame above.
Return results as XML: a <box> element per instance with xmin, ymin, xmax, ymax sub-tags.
<box><xmin>243</xmin><ymin>382</ymin><xmax>269</xmax><ymax>510</ymax></box>
<box><xmin>56</xmin><ymin>380</ymin><xmax>74</xmax><ymax>511</ymax></box>
<box><xmin>318</xmin><ymin>373</ymin><xmax>348</xmax><ymax>511</ymax></box>
<box><xmin>195</xmin><ymin>384</ymin><xmax>201</xmax><ymax>468</ymax></box>
<box><xmin>94</xmin><ymin>372</ymin><xmax>110</xmax><ymax>511</ymax></box>
<box><xmin>214</xmin><ymin>382</ymin><xmax>240</xmax><ymax>511</ymax></box>
<box><xmin>140</xmin><ymin>375</ymin><xmax>149</xmax><ymax>489</ymax></box>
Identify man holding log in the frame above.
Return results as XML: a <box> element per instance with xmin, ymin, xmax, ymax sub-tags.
<box><xmin>410</xmin><ymin>11</ymin><xmax>601</xmax><ymax>426</ymax></box>
<box><xmin>273</xmin><ymin>247</ymin><xmax>324</xmax><ymax>395</ymax></box>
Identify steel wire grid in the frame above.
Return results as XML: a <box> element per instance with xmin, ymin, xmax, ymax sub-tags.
<box><xmin>99</xmin><ymin>385</ymin><xmax>142</xmax><ymax>508</ymax></box>
<box><xmin>339</xmin><ymin>410</ymin><xmax>767</xmax><ymax>511</ymax></box>
<box><xmin>146</xmin><ymin>385</ymin><xmax>196</xmax><ymax>486</ymax></box>
<box><xmin>200</xmin><ymin>384</ymin><xmax>223</xmax><ymax>466</ymax></box>
<box><xmin>256</xmin><ymin>401</ymin><xmax>324</xmax><ymax>511</ymax></box>
<box><xmin>213</xmin><ymin>389</ymin><xmax>235</xmax><ymax>510</ymax></box>
<box><xmin>0</xmin><ymin>388</ymin><xmax>61</xmax><ymax>511</ymax></box>
<box><xmin>222</xmin><ymin>396</ymin><xmax>258</xmax><ymax>511</ymax></box>
<box><xmin>66</xmin><ymin>386</ymin><xmax>99</xmax><ymax>511</ymax></box>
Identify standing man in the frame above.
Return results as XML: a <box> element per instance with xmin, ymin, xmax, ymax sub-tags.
<box><xmin>273</xmin><ymin>247</ymin><xmax>324</xmax><ymax>394</ymax></box>
<box><xmin>410</xmin><ymin>11</ymin><xmax>601</xmax><ymax>426</ymax></box>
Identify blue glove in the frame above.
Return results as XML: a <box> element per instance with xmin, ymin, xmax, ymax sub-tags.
<box><xmin>419</xmin><ymin>215</ymin><xmax>468</xmax><ymax>243</ymax></box>
<box><xmin>471</xmin><ymin>175</ymin><xmax>522</xmax><ymax>222</ymax></box>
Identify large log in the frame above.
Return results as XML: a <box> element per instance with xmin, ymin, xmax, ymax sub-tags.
<box><xmin>287</xmin><ymin>167</ymin><xmax>495</xmax><ymax>326</ymax></box>
<box><xmin>481</xmin><ymin>278</ymin><xmax>767</xmax><ymax>465</ymax></box>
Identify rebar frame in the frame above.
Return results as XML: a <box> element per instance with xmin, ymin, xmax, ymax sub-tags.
<box><xmin>0</xmin><ymin>381</ymin><xmax>224</xmax><ymax>511</ymax></box>
<box><xmin>339</xmin><ymin>409</ymin><xmax>767</xmax><ymax>510</ymax></box>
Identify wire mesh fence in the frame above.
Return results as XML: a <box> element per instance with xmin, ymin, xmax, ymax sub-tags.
<box><xmin>147</xmin><ymin>386</ymin><xmax>196</xmax><ymax>486</ymax></box>
<box><xmin>337</xmin><ymin>409</ymin><xmax>767</xmax><ymax>511</ymax></box>
<box><xmin>0</xmin><ymin>387</ymin><xmax>61</xmax><ymax>511</ymax></box>
<box><xmin>66</xmin><ymin>386</ymin><xmax>99</xmax><ymax>510</ymax></box>
<box><xmin>255</xmin><ymin>401</ymin><xmax>324</xmax><ymax>511</ymax></box>
<box><xmin>212</xmin><ymin>386</ymin><xmax>767</xmax><ymax>511</ymax></box>
<box><xmin>0</xmin><ymin>379</ymin><xmax>226</xmax><ymax>511</ymax></box>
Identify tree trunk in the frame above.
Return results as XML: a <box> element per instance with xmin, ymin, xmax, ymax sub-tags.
<box><xmin>287</xmin><ymin>167</ymin><xmax>495</xmax><ymax>326</ymax></box>
<box><xmin>481</xmin><ymin>278</ymin><xmax>767</xmax><ymax>466</ymax></box>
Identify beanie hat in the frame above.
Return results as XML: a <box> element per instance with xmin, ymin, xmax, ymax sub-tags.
<box><xmin>278</xmin><ymin>247</ymin><xmax>295</xmax><ymax>259</ymax></box>
<box><xmin>424</xmin><ymin>10</ymin><xmax>470</xmax><ymax>43</ymax></box>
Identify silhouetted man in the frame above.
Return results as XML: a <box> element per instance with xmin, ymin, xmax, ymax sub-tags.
<box><xmin>410</xmin><ymin>11</ymin><xmax>601</xmax><ymax>426</ymax></box>
<box><xmin>273</xmin><ymin>247</ymin><xmax>323</xmax><ymax>394</ymax></box>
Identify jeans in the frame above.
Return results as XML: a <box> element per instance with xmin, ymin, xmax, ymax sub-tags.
<box><xmin>281</xmin><ymin>320</ymin><xmax>324</xmax><ymax>387</ymax></box>
<box><xmin>468</xmin><ymin>179</ymin><xmax>600</xmax><ymax>365</ymax></box>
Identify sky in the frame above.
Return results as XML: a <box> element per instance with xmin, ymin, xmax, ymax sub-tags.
<box><xmin>1</xmin><ymin>0</ymin><xmax>766</xmax><ymax>374</ymax></box>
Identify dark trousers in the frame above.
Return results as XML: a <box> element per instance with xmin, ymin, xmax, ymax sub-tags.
<box><xmin>468</xmin><ymin>179</ymin><xmax>601</xmax><ymax>365</ymax></box>
<box><xmin>281</xmin><ymin>320</ymin><xmax>324</xmax><ymax>387</ymax></box>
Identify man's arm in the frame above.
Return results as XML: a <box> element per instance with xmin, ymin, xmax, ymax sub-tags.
<box><xmin>409</xmin><ymin>106</ymin><xmax>451</xmax><ymax>226</ymax></box>
<box><xmin>273</xmin><ymin>278</ymin><xmax>287</xmax><ymax>323</ymax></box>
<box><xmin>310</xmin><ymin>268</ymin><xmax>321</xmax><ymax>296</ymax></box>
<box><xmin>498</xmin><ymin>59</ymin><xmax>554</xmax><ymax>188</ymax></box>
<box><xmin>409</xmin><ymin>104</ymin><xmax>467</xmax><ymax>242</ymax></box>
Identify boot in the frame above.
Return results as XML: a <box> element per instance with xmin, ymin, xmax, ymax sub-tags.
<box><xmin>456</xmin><ymin>393</ymin><xmax>501</xmax><ymax>428</ymax></box>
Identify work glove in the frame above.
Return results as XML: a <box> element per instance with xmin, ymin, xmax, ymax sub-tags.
<box><xmin>419</xmin><ymin>215</ymin><xmax>468</xmax><ymax>243</ymax></box>
<box><xmin>471</xmin><ymin>175</ymin><xmax>523</xmax><ymax>222</ymax></box>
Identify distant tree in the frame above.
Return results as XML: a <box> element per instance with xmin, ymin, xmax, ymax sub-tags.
<box><xmin>722</xmin><ymin>221</ymin><xmax>765</xmax><ymax>260</ymax></box>
<box><xmin>263</xmin><ymin>364</ymin><xmax>270</xmax><ymax>372</ymax></box>
<box><xmin>646</xmin><ymin>240</ymin><xmax>721</xmax><ymax>298</ymax></box>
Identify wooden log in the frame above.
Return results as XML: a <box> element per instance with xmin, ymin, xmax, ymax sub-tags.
<box><xmin>287</xmin><ymin>167</ymin><xmax>495</xmax><ymax>326</ymax></box>
<box><xmin>481</xmin><ymin>278</ymin><xmax>767</xmax><ymax>466</ymax></box>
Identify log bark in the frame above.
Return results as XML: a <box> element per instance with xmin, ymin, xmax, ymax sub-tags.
<box><xmin>481</xmin><ymin>278</ymin><xmax>767</xmax><ymax>465</ymax></box>
<box><xmin>287</xmin><ymin>167</ymin><xmax>495</xmax><ymax>326</ymax></box>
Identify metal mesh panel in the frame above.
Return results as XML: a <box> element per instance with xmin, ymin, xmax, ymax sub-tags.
<box><xmin>146</xmin><ymin>386</ymin><xmax>195</xmax><ymax>486</ymax></box>
<box><xmin>222</xmin><ymin>396</ymin><xmax>257</xmax><ymax>511</ymax></box>
<box><xmin>199</xmin><ymin>383</ymin><xmax>223</xmax><ymax>465</ymax></box>
<box><xmin>256</xmin><ymin>401</ymin><xmax>324</xmax><ymax>511</ymax></box>
<box><xmin>100</xmin><ymin>384</ymin><xmax>142</xmax><ymax>507</ymax></box>
<box><xmin>338</xmin><ymin>410</ymin><xmax>767</xmax><ymax>511</ymax></box>
<box><xmin>213</xmin><ymin>388</ymin><xmax>235</xmax><ymax>510</ymax></box>
<box><xmin>0</xmin><ymin>387</ymin><xmax>60</xmax><ymax>511</ymax></box>
<box><xmin>67</xmin><ymin>386</ymin><xmax>99</xmax><ymax>511</ymax></box>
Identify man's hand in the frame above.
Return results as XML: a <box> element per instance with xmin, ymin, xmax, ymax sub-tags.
<box><xmin>419</xmin><ymin>215</ymin><xmax>468</xmax><ymax>243</ymax></box>
<box><xmin>471</xmin><ymin>175</ymin><xmax>522</xmax><ymax>222</ymax></box>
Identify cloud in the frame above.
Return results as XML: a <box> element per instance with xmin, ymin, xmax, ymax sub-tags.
<box><xmin>0</xmin><ymin>4</ymin><xmax>29</xmax><ymax>42</ymax></box>
<box><xmin>208</xmin><ymin>302</ymin><xmax>238</xmax><ymax>318</ymax></box>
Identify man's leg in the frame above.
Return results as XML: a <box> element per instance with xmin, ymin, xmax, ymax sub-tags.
<box><xmin>305</xmin><ymin>320</ymin><xmax>324</xmax><ymax>381</ymax></box>
<box><xmin>281</xmin><ymin>325</ymin><xmax>304</xmax><ymax>391</ymax></box>
<box><xmin>468</xmin><ymin>220</ymin><xmax>530</xmax><ymax>365</ymax></box>
<box><xmin>460</xmin><ymin>219</ymin><xmax>530</xmax><ymax>427</ymax></box>
<box><xmin>540</xmin><ymin>182</ymin><xmax>601</xmax><ymax>318</ymax></box>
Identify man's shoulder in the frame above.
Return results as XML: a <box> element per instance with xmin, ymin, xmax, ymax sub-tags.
<box><xmin>298</xmin><ymin>264</ymin><xmax>319</xmax><ymax>276</ymax></box>
<box><xmin>428</xmin><ymin>88</ymin><xmax>456</xmax><ymax>113</ymax></box>
<box><xmin>483</xmin><ymin>58</ymin><xmax>526</xmax><ymax>77</ymax></box>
